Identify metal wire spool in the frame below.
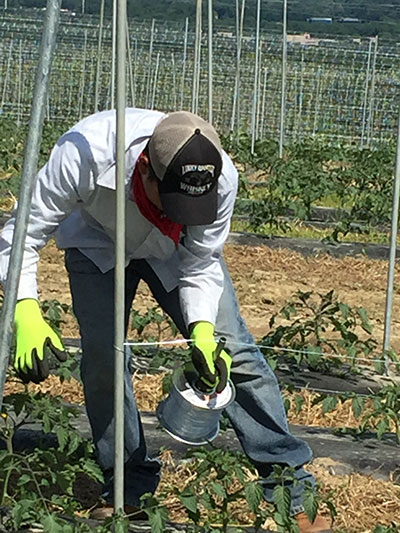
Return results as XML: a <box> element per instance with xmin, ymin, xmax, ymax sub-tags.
<box><xmin>156</xmin><ymin>365</ymin><xmax>236</xmax><ymax>446</ymax></box>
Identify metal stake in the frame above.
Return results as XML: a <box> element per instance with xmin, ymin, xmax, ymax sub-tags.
<box><xmin>192</xmin><ymin>0</ymin><xmax>202</xmax><ymax>114</ymax></box>
<box><xmin>360</xmin><ymin>38</ymin><xmax>372</xmax><ymax>149</ymax></box>
<box><xmin>231</xmin><ymin>0</ymin><xmax>245</xmax><ymax>135</ymax></box>
<box><xmin>367</xmin><ymin>35</ymin><xmax>378</xmax><ymax>148</ymax></box>
<box><xmin>114</xmin><ymin>0</ymin><xmax>127</xmax><ymax>516</ymax></box>
<box><xmin>208</xmin><ymin>0</ymin><xmax>213</xmax><ymax>124</ymax></box>
<box><xmin>180</xmin><ymin>17</ymin><xmax>188</xmax><ymax>109</ymax></box>
<box><xmin>382</xmin><ymin>105</ymin><xmax>400</xmax><ymax>375</ymax></box>
<box><xmin>145</xmin><ymin>19</ymin><xmax>155</xmax><ymax>108</ymax></box>
<box><xmin>94</xmin><ymin>0</ymin><xmax>104</xmax><ymax>112</ymax></box>
<box><xmin>0</xmin><ymin>0</ymin><xmax>61</xmax><ymax>411</ymax></box>
<box><xmin>279</xmin><ymin>0</ymin><xmax>287</xmax><ymax>158</ymax></box>
<box><xmin>126</xmin><ymin>18</ymin><xmax>135</xmax><ymax>107</ymax></box>
<box><xmin>150</xmin><ymin>52</ymin><xmax>160</xmax><ymax>110</ymax></box>
<box><xmin>78</xmin><ymin>29</ymin><xmax>88</xmax><ymax>119</ymax></box>
<box><xmin>250</xmin><ymin>0</ymin><xmax>260</xmax><ymax>155</ymax></box>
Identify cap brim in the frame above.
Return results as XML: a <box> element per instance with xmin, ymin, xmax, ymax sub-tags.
<box><xmin>160</xmin><ymin>188</ymin><xmax>218</xmax><ymax>225</ymax></box>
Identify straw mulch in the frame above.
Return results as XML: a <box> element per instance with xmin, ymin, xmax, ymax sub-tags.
<box><xmin>0</xmin><ymin>372</ymin><xmax>390</xmax><ymax>431</ymax></box>
<box><xmin>3</xmin><ymin>373</ymin><xmax>400</xmax><ymax>532</ymax></box>
<box><xmin>156</xmin><ymin>449</ymin><xmax>400</xmax><ymax>532</ymax></box>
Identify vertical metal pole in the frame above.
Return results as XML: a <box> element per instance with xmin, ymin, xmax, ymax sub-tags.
<box><xmin>236</xmin><ymin>0</ymin><xmax>245</xmax><ymax>135</ymax></box>
<box><xmin>78</xmin><ymin>29</ymin><xmax>88</xmax><ymax>119</ymax></box>
<box><xmin>360</xmin><ymin>38</ymin><xmax>372</xmax><ymax>149</ymax></box>
<box><xmin>94</xmin><ymin>0</ymin><xmax>104</xmax><ymax>112</ymax></box>
<box><xmin>114</xmin><ymin>0</ymin><xmax>126</xmax><ymax>515</ymax></box>
<box><xmin>133</xmin><ymin>38</ymin><xmax>137</xmax><ymax>108</ymax></box>
<box><xmin>150</xmin><ymin>52</ymin><xmax>160</xmax><ymax>110</ymax></box>
<box><xmin>256</xmin><ymin>39</ymin><xmax>263</xmax><ymax>139</ymax></box>
<box><xmin>171</xmin><ymin>52</ymin><xmax>177</xmax><ymax>110</ymax></box>
<box><xmin>230</xmin><ymin>0</ymin><xmax>240</xmax><ymax>132</ymax></box>
<box><xmin>250</xmin><ymin>0</ymin><xmax>260</xmax><ymax>154</ymax></box>
<box><xmin>180</xmin><ymin>17</ymin><xmax>188</xmax><ymax>109</ymax></box>
<box><xmin>111</xmin><ymin>0</ymin><xmax>117</xmax><ymax>109</ymax></box>
<box><xmin>192</xmin><ymin>0</ymin><xmax>202</xmax><ymax>114</ymax></box>
<box><xmin>279</xmin><ymin>0</ymin><xmax>287</xmax><ymax>158</ymax></box>
<box><xmin>382</xmin><ymin>106</ymin><xmax>400</xmax><ymax>374</ymax></box>
<box><xmin>0</xmin><ymin>0</ymin><xmax>61</xmax><ymax>410</ymax></box>
<box><xmin>17</xmin><ymin>39</ymin><xmax>22</xmax><ymax>125</ymax></box>
<box><xmin>312</xmin><ymin>69</ymin><xmax>322</xmax><ymax>137</ymax></box>
<box><xmin>1</xmin><ymin>39</ymin><xmax>13</xmax><ymax>112</ymax></box>
<box><xmin>296</xmin><ymin>47</ymin><xmax>304</xmax><ymax>141</ymax></box>
<box><xmin>126</xmin><ymin>18</ymin><xmax>134</xmax><ymax>107</ymax></box>
<box><xmin>260</xmin><ymin>66</ymin><xmax>267</xmax><ymax>139</ymax></box>
<box><xmin>145</xmin><ymin>19</ymin><xmax>155</xmax><ymax>108</ymax></box>
<box><xmin>208</xmin><ymin>0</ymin><xmax>213</xmax><ymax>124</ymax></box>
<box><xmin>367</xmin><ymin>35</ymin><xmax>378</xmax><ymax>148</ymax></box>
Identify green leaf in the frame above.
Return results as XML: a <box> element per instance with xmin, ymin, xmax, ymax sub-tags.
<box><xmin>56</xmin><ymin>427</ymin><xmax>68</xmax><ymax>451</ymax></box>
<box><xmin>294</xmin><ymin>394</ymin><xmax>305</xmax><ymax>414</ymax></box>
<box><xmin>302</xmin><ymin>485</ymin><xmax>318</xmax><ymax>523</ymax></box>
<box><xmin>322</xmin><ymin>395</ymin><xmax>338</xmax><ymax>414</ymax></box>
<box><xmin>351</xmin><ymin>396</ymin><xmax>365</xmax><ymax>419</ymax></box>
<box><xmin>179</xmin><ymin>488</ymin><xmax>198</xmax><ymax>515</ymax></box>
<box><xmin>357</xmin><ymin>307</ymin><xmax>373</xmax><ymax>334</ymax></box>
<box><xmin>244</xmin><ymin>481</ymin><xmax>263</xmax><ymax>514</ymax></box>
<box><xmin>272</xmin><ymin>485</ymin><xmax>291</xmax><ymax>519</ymax></box>
<box><xmin>376</xmin><ymin>419</ymin><xmax>389</xmax><ymax>440</ymax></box>
<box><xmin>211</xmin><ymin>481</ymin><xmax>227</xmax><ymax>499</ymax></box>
<box><xmin>148</xmin><ymin>506</ymin><xmax>169</xmax><ymax>533</ymax></box>
<box><xmin>41</xmin><ymin>514</ymin><xmax>70</xmax><ymax>533</ymax></box>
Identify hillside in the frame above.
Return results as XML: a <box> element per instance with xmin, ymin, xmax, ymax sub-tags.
<box><xmin>4</xmin><ymin>0</ymin><xmax>400</xmax><ymax>39</ymax></box>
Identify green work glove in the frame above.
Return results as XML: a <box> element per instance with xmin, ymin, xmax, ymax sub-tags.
<box><xmin>14</xmin><ymin>299</ymin><xmax>67</xmax><ymax>384</ymax></box>
<box><xmin>190</xmin><ymin>322</ymin><xmax>232</xmax><ymax>394</ymax></box>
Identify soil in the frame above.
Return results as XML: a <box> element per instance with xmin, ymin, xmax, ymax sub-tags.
<box><xmin>38</xmin><ymin>239</ymin><xmax>400</xmax><ymax>353</ymax></box>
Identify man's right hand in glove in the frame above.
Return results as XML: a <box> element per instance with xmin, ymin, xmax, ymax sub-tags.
<box><xmin>14</xmin><ymin>299</ymin><xmax>67</xmax><ymax>384</ymax></box>
<box><xmin>190</xmin><ymin>321</ymin><xmax>232</xmax><ymax>394</ymax></box>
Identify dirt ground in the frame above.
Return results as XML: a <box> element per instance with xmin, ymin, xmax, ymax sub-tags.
<box><xmin>38</xmin><ymin>240</ymin><xmax>400</xmax><ymax>353</ymax></box>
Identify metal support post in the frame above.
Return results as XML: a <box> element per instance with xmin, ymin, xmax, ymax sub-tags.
<box><xmin>279</xmin><ymin>0</ymin><xmax>287</xmax><ymax>158</ymax></box>
<box><xmin>126</xmin><ymin>18</ymin><xmax>135</xmax><ymax>107</ymax></box>
<box><xmin>360</xmin><ymin>38</ymin><xmax>372</xmax><ymax>149</ymax></box>
<box><xmin>382</xmin><ymin>105</ymin><xmax>400</xmax><ymax>375</ymax></box>
<box><xmin>145</xmin><ymin>19</ymin><xmax>155</xmax><ymax>108</ymax></box>
<box><xmin>180</xmin><ymin>17</ymin><xmax>188</xmax><ymax>109</ymax></box>
<box><xmin>114</xmin><ymin>0</ymin><xmax>127</xmax><ymax>516</ymax></box>
<box><xmin>250</xmin><ymin>0</ymin><xmax>260</xmax><ymax>155</ymax></box>
<box><xmin>367</xmin><ymin>35</ymin><xmax>378</xmax><ymax>148</ymax></box>
<box><xmin>94</xmin><ymin>0</ymin><xmax>105</xmax><ymax>112</ymax></box>
<box><xmin>111</xmin><ymin>0</ymin><xmax>117</xmax><ymax>109</ymax></box>
<box><xmin>208</xmin><ymin>0</ymin><xmax>213</xmax><ymax>124</ymax></box>
<box><xmin>192</xmin><ymin>0</ymin><xmax>202</xmax><ymax>114</ymax></box>
<box><xmin>0</xmin><ymin>0</ymin><xmax>61</xmax><ymax>410</ymax></box>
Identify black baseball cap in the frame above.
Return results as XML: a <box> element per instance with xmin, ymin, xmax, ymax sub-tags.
<box><xmin>147</xmin><ymin>111</ymin><xmax>223</xmax><ymax>225</ymax></box>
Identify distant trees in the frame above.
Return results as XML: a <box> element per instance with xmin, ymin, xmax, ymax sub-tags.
<box><xmin>2</xmin><ymin>0</ymin><xmax>400</xmax><ymax>39</ymax></box>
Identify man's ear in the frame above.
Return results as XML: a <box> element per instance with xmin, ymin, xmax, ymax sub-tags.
<box><xmin>137</xmin><ymin>153</ymin><xmax>151</xmax><ymax>178</ymax></box>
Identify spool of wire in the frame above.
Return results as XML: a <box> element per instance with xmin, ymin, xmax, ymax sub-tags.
<box><xmin>156</xmin><ymin>363</ymin><xmax>236</xmax><ymax>445</ymax></box>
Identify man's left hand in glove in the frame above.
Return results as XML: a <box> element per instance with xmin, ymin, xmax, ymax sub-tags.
<box><xmin>14</xmin><ymin>299</ymin><xmax>67</xmax><ymax>384</ymax></box>
<box><xmin>190</xmin><ymin>321</ymin><xmax>232</xmax><ymax>393</ymax></box>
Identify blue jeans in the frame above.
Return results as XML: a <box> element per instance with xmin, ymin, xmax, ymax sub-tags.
<box><xmin>65</xmin><ymin>248</ymin><xmax>314</xmax><ymax>513</ymax></box>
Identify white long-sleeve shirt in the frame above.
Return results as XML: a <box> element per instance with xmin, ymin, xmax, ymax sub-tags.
<box><xmin>0</xmin><ymin>108</ymin><xmax>238</xmax><ymax>327</ymax></box>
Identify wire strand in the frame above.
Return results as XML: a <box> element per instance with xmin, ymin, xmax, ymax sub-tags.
<box><xmin>124</xmin><ymin>337</ymin><xmax>399</xmax><ymax>367</ymax></box>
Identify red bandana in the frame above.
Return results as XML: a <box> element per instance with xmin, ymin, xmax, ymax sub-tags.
<box><xmin>132</xmin><ymin>155</ymin><xmax>183</xmax><ymax>246</ymax></box>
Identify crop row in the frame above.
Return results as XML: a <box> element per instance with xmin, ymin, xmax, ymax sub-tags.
<box><xmin>0</xmin><ymin>119</ymin><xmax>398</xmax><ymax>243</ymax></box>
<box><xmin>0</xmin><ymin>11</ymin><xmax>400</xmax><ymax>144</ymax></box>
